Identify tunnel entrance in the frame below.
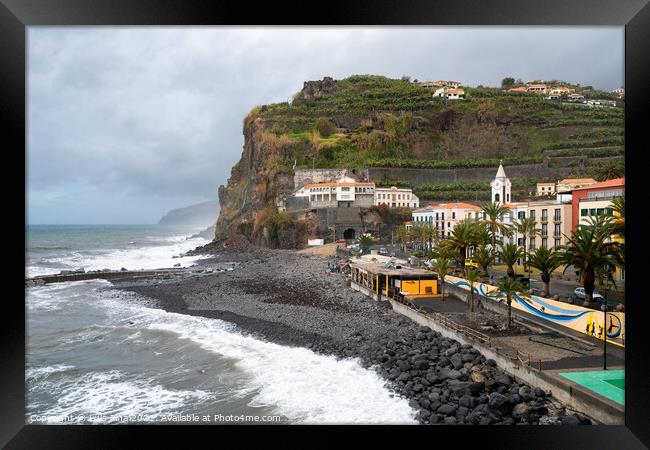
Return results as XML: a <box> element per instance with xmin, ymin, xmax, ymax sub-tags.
<box><xmin>343</xmin><ymin>228</ymin><xmax>356</xmax><ymax>240</ymax></box>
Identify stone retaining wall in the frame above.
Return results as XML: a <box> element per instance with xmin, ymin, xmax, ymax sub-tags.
<box><xmin>389</xmin><ymin>299</ymin><xmax>624</xmax><ymax>425</ymax></box>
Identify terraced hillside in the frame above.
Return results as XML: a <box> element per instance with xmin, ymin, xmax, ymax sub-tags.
<box><xmin>215</xmin><ymin>75</ymin><xmax>624</xmax><ymax>245</ymax></box>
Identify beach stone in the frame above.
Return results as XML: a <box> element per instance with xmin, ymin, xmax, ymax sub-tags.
<box><xmin>494</xmin><ymin>374</ymin><xmax>512</xmax><ymax>387</ymax></box>
<box><xmin>437</xmin><ymin>404</ymin><xmax>457</xmax><ymax>416</ymax></box>
<box><xmin>512</xmin><ymin>403</ymin><xmax>531</xmax><ymax>420</ymax></box>
<box><xmin>469</xmin><ymin>382</ymin><xmax>484</xmax><ymax>394</ymax></box>
<box><xmin>448</xmin><ymin>369</ymin><xmax>462</xmax><ymax>380</ymax></box>
<box><xmin>533</xmin><ymin>387</ymin><xmax>546</xmax><ymax>398</ymax></box>
<box><xmin>487</xmin><ymin>359</ymin><xmax>497</xmax><ymax>367</ymax></box>
<box><xmin>488</xmin><ymin>392</ymin><xmax>510</xmax><ymax>413</ymax></box>
<box><xmin>450</xmin><ymin>354</ymin><xmax>464</xmax><ymax>369</ymax></box>
<box><xmin>443</xmin><ymin>416</ymin><xmax>457</xmax><ymax>425</ymax></box>
<box><xmin>561</xmin><ymin>415</ymin><xmax>581</xmax><ymax>425</ymax></box>
<box><xmin>471</xmin><ymin>371</ymin><xmax>486</xmax><ymax>384</ymax></box>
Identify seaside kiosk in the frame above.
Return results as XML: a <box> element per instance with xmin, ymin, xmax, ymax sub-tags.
<box><xmin>349</xmin><ymin>256</ymin><xmax>441</xmax><ymax>302</ymax></box>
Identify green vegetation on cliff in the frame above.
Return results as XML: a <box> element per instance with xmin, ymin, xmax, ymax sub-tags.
<box><xmin>249</xmin><ymin>75</ymin><xmax>623</xmax><ymax>171</ymax></box>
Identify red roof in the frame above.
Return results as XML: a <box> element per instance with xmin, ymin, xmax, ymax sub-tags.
<box><xmin>572</xmin><ymin>178</ymin><xmax>625</xmax><ymax>191</ymax></box>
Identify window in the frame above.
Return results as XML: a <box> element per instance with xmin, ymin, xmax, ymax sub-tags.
<box><xmin>530</xmin><ymin>210</ymin><xmax>536</xmax><ymax>221</ymax></box>
<box><xmin>541</xmin><ymin>209</ymin><xmax>548</xmax><ymax>221</ymax></box>
<box><xmin>555</xmin><ymin>239</ymin><xmax>561</xmax><ymax>248</ymax></box>
<box><xmin>518</xmin><ymin>211</ymin><xmax>525</xmax><ymax>219</ymax></box>
<box><xmin>452</xmin><ymin>212</ymin><xmax>456</xmax><ymax>219</ymax></box>
<box><xmin>436</xmin><ymin>212</ymin><xmax>439</xmax><ymax>220</ymax></box>
<box><xmin>554</xmin><ymin>209</ymin><xmax>561</xmax><ymax>221</ymax></box>
<box><xmin>341</xmin><ymin>187</ymin><xmax>350</xmax><ymax>192</ymax></box>
<box><xmin>441</xmin><ymin>212</ymin><xmax>445</xmax><ymax>220</ymax></box>
<box><xmin>597</xmin><ymin>208</ymin><xmax>604</xmax><ymax>216</ymax></box>
<box><xmin>589</xmin><ymin>208</ymin><xmax>596</xmax><ymax>216</ymax></box>
<box><xmin>542</xmin><ymin>238</ymin><xmax>547</xmax><ymax>249</ymax></box>
<box><xmin>529</xmin><ymin>239</ymin><xmax>536</xmax><ymax>251</ymax></box>
<box><xmin>541</xmin><ymin>224</ymin><xmax>548</xmax><ymax>236</ymax></box>
<box><xmin>495</xmin><ymin>194</ymin><xmax>500</xmax><ymax>202</ymax></box>
<box><xmin>554</xmin><ymin>224</ymin><xmax>561</xmax><ymax>236</ymax></box>
<box><xmin>581</xmin><ymin>209</ymin><xmax>588</xmax><ymax>216</ymax></box>
<box><xmin>448</xmin><ymin>222</ymin><xmax>451</xmax><ymax>228</ymax></box>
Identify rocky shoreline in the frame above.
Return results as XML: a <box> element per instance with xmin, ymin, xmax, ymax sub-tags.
<box><xmin>113</xmin><ymin>247</ymin><xmax>590</xmax><ymax>425</ymax></box>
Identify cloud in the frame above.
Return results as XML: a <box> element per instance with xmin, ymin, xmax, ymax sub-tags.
<box><xmin>27</xmin><ymin>26</ymin><xmax>623</xmax><ymax>223</ymax></box>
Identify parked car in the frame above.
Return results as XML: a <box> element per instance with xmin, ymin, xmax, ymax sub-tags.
<box><xmin>513</xmin><ymin>273</ymin><xmax>530</xmax><ymax>287</ymax></box>
<box><xmin>573</xmin><ymin>287</ymin><xmax>604</xmax><ymax>301</ymax></box>
<box><xmin>379</xmin><ymin>247</ymin><xmax>388</xmax><ymax>255</ymax></box>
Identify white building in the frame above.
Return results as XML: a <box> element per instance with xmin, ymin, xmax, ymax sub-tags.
<box><xmin>294</xmin><ymin>176</ymin><xmax>375</xmax><ymax>209</ymax></box>
<box><xmin>375</xmin><ymin>186</ymin><xmax>419</xmax><ymax>208</ymax></box>
<box><xmin>536</xmin><ymin>182</ymin><xmax>556</xmax><ymax>196</ymax></box>
<box><xmin>412</xmin><ymin>202</ymin><xmax>481</xmax><ymax>238</ymax></box>
<box><xmin>433</xmin><ymin>87</ymin><xmax>465</xmax><ymax>100</ymax></box>
<box><xmin>490</xmin><ymin>163</ymin><xmax>512</xmax><ymax>204</ymax></box>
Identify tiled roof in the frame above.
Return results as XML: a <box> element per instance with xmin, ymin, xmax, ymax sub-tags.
<box><xmin>304</xmin><ymin>182</ymin><xmax>374</xmax><ymax>188</ymax></box>
<box><xmin>572</xmin><ymin>178</ymin><xmax>625</xmax><ymax>191</ymax></box>
<box><xmin>413</xmin><ymin>202</ymin><xmax>480</xmax><ymax>212</ymax></box>
<box><xmin>558</xmin><ymin>178</ymin><xmax>597</xmax><ymax>184</ymax></box>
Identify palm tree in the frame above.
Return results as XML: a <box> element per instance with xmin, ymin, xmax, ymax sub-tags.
<box><xmin>527</xmin><ymin>247</ymin><xmax>561</xmax><ymax>297</ymax></box>
<box><xmin>433</xmin><ymin>253</ymin><xmax>452</xmax><ymax>301</ymax></box>
<box><xmin>358</xmin><ymin>233</ymin><xmax>375</xmax><ymax>255</ymax></box>
<box><xmin>499</xmin><ymin>243</ymin><xmax>525</xmax><ymax>278</ymax></box>
<box><xmin>490</xmin><ymin>276</ymin><xmax>525</xmax><ymax>330</ymax></box>
<box><xmin>557</xmin><ymin>215</ymin><xmax>621</xmax><ymax>306</ymax></box>
<box><xmin>447</xmin><ymin>219</ymin><xmax>478</xmax><ymax>276</ymax></box>
<box><xmin>611</xmin><ymin>196</ymin><xmax>625</xmax><ymax>240</ymax></box>
<box><xmin>465</xmin><ymin>269</ymin><xmax>481</xmax><ymax>312</ymax></box>
<box><xmin>474</xmin><ymin>244</ymin><xmax>495</xmax><ymax>278</ymax></box>
<box><xmin>512</xmin><ymin>217</ymin><xmax>540</xmax><ymax>276</ymax></box>
<box><xmin>480</xmin><ymin>202</ymin><xmax>512</xmax><ymax>250</ymax></box>
<box><xmin>593</xmin><ymin>160</ymin><xmax>624</xmax><ymax>181</ymax></box>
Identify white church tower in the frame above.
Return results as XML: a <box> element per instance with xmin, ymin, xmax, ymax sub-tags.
<box><xmin>490</xmin><ymin>161</ymin><xmax>511</xmax><ymax>204</ymax></box>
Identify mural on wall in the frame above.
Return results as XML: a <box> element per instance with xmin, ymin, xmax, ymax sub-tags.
<box><xmin>446</xmin><ymin>275</ymin><xmax>625</xmax><ymax>347</ymax></box>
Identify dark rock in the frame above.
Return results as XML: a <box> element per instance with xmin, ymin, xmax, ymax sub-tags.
<box><xmin>437</xmin><ymin>404</ymin><xmax>457</xmax><ymax>416</ymax></box>
<box><xmin>459</xmin><ymin>395</ymin><xmax>472</xmax><ymax>408</ymax></box>
<box><xmin>469</xmin><ymin>382</ymin><xmax>484</xmax><ymax>394</ymax></box>
<box><xmin>448</xmin><ymin>369</ymin><xmax>462</xmax><ymax>380</ymax></box>
<box><xmin>561</xmin><ymin>415</ymin><xmax>581</xmax><ymax>425</ymax></box>
<box><xmin>533</xmin><ymin>387</ymin><xmax>546</xmax><ymax>398</ymax></box>
<box><xmin>487</xmin><ymin>359</ymin><xmax>497</xmax><ymax>367</ymax></box>
<box><xmin>443</xmin><ymin>416</ymin><xmax>457</xmax><ymax>425</ymax></box>
<box><xmin>494</xmin><ymin>374</ymin><xmax>512</xmax><ymax>387</ymax></box>
<box><xmin>512</xmin><ymin>403</ymin><xmax>531</xmax><ymax>420</ymax></box>
<box><xmin>450</xmin><ymin>354</ymin><xmax>464</xmax><ymax>370</ymax></box>
<box><xmin>488</xmin><ymin>392</ymin><xmax>510</xmax><ymax>413</ymax></box>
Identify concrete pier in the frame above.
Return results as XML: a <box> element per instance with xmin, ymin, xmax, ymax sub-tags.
<box><xmin>25</xmin><ymin>269</ymin><xmax>184</xmax><ymax>287</ymax></box>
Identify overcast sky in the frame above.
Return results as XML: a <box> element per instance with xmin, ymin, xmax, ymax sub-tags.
<box><xmin>27</xmin><ymin>26</ymin><xmax>624</xmax><ymax>224</ymax></box>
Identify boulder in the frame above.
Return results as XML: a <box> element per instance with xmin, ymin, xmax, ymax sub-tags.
<box><xmin>488</xmin><ymin>392</ymin><xmax>510</xmax><ymax>413</ymax></box>
<box><xmin>437</xmin><ymin>404</ymin><xmax>457</xmax><ymax>416</ymax></box>
<box><xmin>512</xmin><ymin>402</ymin><xmax>531</xmax><ymax>420</ymax></box>
<box><xmin>561</xmin><ymin>415</ymin><xmax>581</xmax><ymax>425</ymax></box>
<box><xmin>470</xmin><ymin>371</ymin><xmax>486</xmax><ymax>384</ymax></box>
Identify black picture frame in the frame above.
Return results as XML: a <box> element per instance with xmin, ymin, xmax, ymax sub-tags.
<box><xmin>4</xmin><ymin>0</ymin><xmax>649</xmax><ymax>447</ymax></box>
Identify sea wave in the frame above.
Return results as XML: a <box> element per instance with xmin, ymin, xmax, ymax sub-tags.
<box><xmin>27</xmin><ymin>370</ymin><xmax>212</xmax><ymax>424</ymax></box>
<box><xmin>96</xmin><ymin>295</ymin><xmax>417</xmax><ymax>424</ymax></box>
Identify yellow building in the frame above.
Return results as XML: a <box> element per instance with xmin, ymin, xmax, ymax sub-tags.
<box><xmin>349</xmin><ymin>259</ymin><xmax>440</xmax><ymax>302</ymax></box>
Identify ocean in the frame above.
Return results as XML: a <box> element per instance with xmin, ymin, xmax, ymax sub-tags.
<box><xmin>25</xmin><ymin>225</ymin><xmax>416</xmax><ymax>424</ymax></box>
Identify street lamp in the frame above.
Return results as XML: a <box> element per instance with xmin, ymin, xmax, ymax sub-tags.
<box><xmin>601</xmin><ymin>303</ymin><xmax>609</xmax><ymax>370</ymax></box>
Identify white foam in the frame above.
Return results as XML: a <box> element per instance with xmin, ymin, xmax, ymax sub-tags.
<box><xmin>28</xmin><ymin>370</ymin><xmax>212</xmax><ymax>424</ymax></box>
<box><xmin>98</xmin><ymin>297</ymin><xmax>417</xmax><ymax>424</ymax></box>
<box><xmin>26</xmin><ymin>279</ymin><xmax>113</xmax><ymax>311</ymax></box>
<box><xmin>26</xmin><ymin>364</ymin><xmax>75</xmax><ymax>381</ymax></box>
<box><xmin>27</xmin><ymin>234</ymin><xmax>211</xmax><ymax>277</ymax></box>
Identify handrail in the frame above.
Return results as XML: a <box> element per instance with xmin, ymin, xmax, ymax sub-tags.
<box><xmin>392</xmin><ymin>295</ymin><xmax>544</xmax><ymax>371</ymax></box>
